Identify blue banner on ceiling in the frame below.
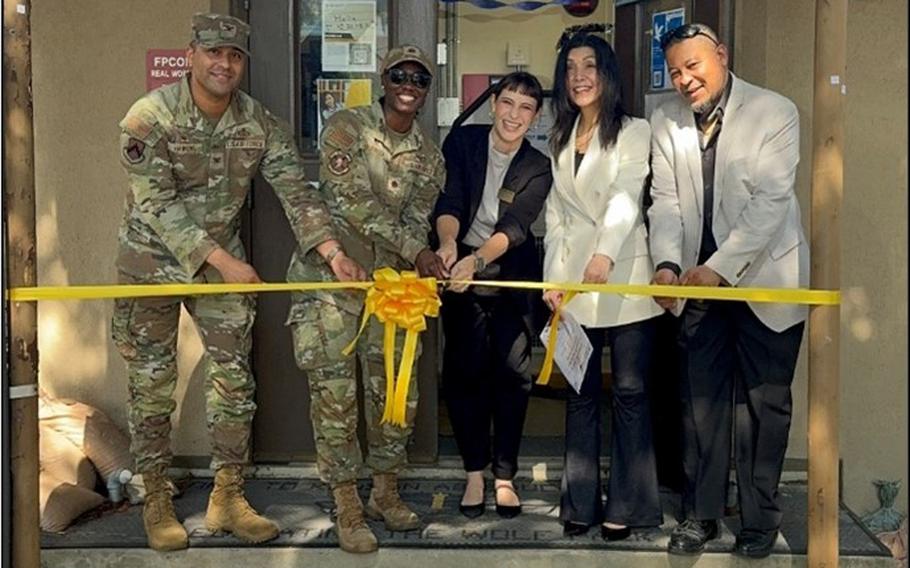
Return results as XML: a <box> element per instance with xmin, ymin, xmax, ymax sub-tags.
<box><xmin>438</xmin><ymin>0</ymin><xmax>573</xmax><ymax>11</ymax></box>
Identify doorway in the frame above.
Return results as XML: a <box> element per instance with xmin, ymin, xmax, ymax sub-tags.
<box><xmin>241</xmin><ymin>0</ymin><xmax>730</xmax><ymax>473</ymax></box>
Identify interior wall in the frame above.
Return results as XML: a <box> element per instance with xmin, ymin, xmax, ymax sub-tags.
<box><xmin>32</xmin><ymin>0</ymin><xmax>230</xmax><ymax>463</ymax></box>
<box><xmin>734</xmin><ymin>0</ymin><xmax>908</xmax><ymax>516</ymax></box>
<box><xmin>441</xmin><ymin>2</ymin><xmax>615</xmax><ymax>95</ymax></box>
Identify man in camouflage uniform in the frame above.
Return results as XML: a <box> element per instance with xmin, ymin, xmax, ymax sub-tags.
<box><xmin>112</xmin><ymin>13</ymin><xmax>364</xmax><ymax>551</ymax></box>
<box><xmin>286</xmin><ymin>45</ymin><xmax>446</xmax><ymax>553</ymax></box>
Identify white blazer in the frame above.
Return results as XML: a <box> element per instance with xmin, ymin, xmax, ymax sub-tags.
<box><xmin>544</xmin><ymin>115</ymin><xmax>664</xmax><ymax>328</ymax></box>
<box><xmin>648</xmin><ymin>74</ymin><xmax>809</xmax><ymax>332</ymax></box>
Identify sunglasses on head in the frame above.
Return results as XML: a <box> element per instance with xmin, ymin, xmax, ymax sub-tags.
<box><xmin>387</xmin><ymin>67</ymin><xmax>432</xmax><ymax>90</ymax></box>
<box><xmin>660</xmin><ymin>24</ymin><xmax>719</xmax><ymax>52</ymax></box>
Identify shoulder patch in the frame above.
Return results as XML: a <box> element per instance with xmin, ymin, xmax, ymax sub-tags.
<box><xmin>123</xmin><ymin>115</ymin><xmax>155</xmax><ymax>138</ymax></box>
<box><xmin>123</xmin><ymin>137</ymin><xmax>147</xmax><ymax>164</ymax></box>
<box><xmin>321</xmin><ymin>111</ymin><xmax>361</xmax><ymax>150</ymax></box>
<box><xmin>324</xmin><ymin>124</ymin><xmax>356</xmax><ymax>150</ymax></box>
<box><xmin>326</xmin><ymin>150</ymin><xmax>352</xmax><ymax>176</ymax></box>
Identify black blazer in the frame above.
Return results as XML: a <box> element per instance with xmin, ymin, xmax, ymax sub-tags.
<box><xmin>431</xmin><ymin>124</ymin><xmax>552</xmax><ymax>286</ymax></box>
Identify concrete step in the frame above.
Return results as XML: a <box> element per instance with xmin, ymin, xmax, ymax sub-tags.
<box><xmin>41</xmin><ymin>547</ymin><xmax>896</xmax><ymax>568</ymax></box>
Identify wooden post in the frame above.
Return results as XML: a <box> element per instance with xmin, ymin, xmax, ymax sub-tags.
<box><xmin>3</xmin><ymin>1</ymin><xmax>41</xmax><ymax>567</ymax></box>
<box><xmin>808</xmin><ymin>1</ymin><xmax>846</xmax><ymax>566</ymax></box>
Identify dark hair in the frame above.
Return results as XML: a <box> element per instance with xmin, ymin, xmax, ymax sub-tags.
<box><xmin>491</xmin><ymin>71</ymin><xmax>544</xmax><ymax>111</ymax></box>
<box><xmin>659</xmin><ymin>23</ymin><xmax>720</xmax><ymax>52</ymax></box>
<box><xmin>549</xmin><ymin>32</ymin><xmax>626</xmax><ymax>158</ymax></box>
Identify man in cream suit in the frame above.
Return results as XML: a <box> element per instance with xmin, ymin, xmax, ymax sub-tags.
<box><xmin>647</xmin><ymin>23</ymin><xmax>808</xmax><ymax>558</ymax></box>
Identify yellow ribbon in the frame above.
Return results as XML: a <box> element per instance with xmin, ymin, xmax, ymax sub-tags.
<box><xmin>341</xmin><ymin>268</ymin><xmax>441</xmax><ymax>427</ymax></box>
<box><xmin>7</xmin><ymin>275</ymin><xmax>839</xmax><ymax>403</ymax></box>
<box><xmin>536</xmin><ymin>291</ymin><xmax>578</xmax><ymax>386</ymax></box>
<box><xmin>7</xmin><ymin>280</ymin><xmax>840</xmax><ymax>306</ymax></box>
<box><xmin>6</xmin><ymin>281</ymin><xmax>371</xmax><ymax>302</ymax></box>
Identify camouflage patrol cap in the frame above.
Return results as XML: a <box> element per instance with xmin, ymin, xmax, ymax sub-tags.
<box><xmin>381</xmin><ymin>44</ymin><xmax>434</xmax><ymax>77</ymax></box>
<box><xmin>191</xmin><ymin>13</ymin><xmax>250</xmax><ymax>55</ymax></box>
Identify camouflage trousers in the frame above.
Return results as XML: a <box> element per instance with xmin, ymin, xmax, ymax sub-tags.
<box><xmin>112</xmin><ymin>287</ymin><xmax>256</xmax><ymax>474</ymax></box>
<box><xmin>290</xmin><ymin>299</ymin><xmax>420</xmax><ymax>487</ymax></box>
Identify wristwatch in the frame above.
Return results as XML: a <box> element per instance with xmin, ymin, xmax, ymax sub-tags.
<box><xmin>472</xmin><ymin>252</ymin><xmax>486</xmax><ymax>273</ymax></box>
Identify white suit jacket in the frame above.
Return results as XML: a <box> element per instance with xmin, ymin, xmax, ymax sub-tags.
<box><xmin>544</xmin><ymin>116</ymin><xmax>664</xmax><ymax>328</ymax></box>
<box><xmin>648</xmin><ymin>74</ymin><xmax>809</xmax><ymax>332</ymax></box>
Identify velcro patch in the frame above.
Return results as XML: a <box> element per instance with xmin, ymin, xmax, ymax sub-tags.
<box><xmin>327</xmin><ymin>151</ymin><xmax>352</xmax><ymax>176</ymax></box>
<box><xmin>226</xmin><ymin>138</ymin><xmax>266</xmax><ymax>150</ymax></box>
<box><xmin>167</xmin><ymin>142</ymin><xmax>203</xmax><ymax>154</ymax></box>
<box><xmin>123</xmin><ymin>138</ymin><xmax>147</xmax><ymax>163</ymax></box>
<box><xmin>123</xmin><ymin>114</ymin><xmax>154</xmax><ymax>140</ymax></box>
<box><xmin>325</xmin><ymin>125</ymin><xmax>356</xmax><ymax>150</ymax></box>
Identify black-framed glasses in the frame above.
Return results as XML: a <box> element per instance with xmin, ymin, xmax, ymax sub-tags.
<box><xmin>660</xmin><ymin>24</ymin><xmax>719</xmax><ymax>52</ymax></box>
<box><xmin>387</xmin><ymin>67</ymin><xmax>432</xmax><ymax>90</ymax></box>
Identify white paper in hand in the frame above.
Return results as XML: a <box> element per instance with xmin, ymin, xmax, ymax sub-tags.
<box><xmin>539</xmin><ymin>311</ymin><xmax>593</xmax><ymax>394</ymax></box>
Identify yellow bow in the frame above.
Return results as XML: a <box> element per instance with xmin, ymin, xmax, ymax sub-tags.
<box><xmin>536</xmin><ymin>291</ymin><xmax>577</xmax><ymax>386</ymax></box>
<box><xmin>342</xmin><ymin>268</ymin><xmax>441</xmax><ymax>427</ymax></box>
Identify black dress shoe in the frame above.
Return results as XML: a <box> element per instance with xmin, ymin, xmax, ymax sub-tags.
<box><xmin>458</xmin><ymin>502</ymin><xmax>485</xmax><ymax>518</ymax></box>
<box><xmin>601</xmin><ymin>524</ymin><xmax>632</xmax><ymax>541</ymax></box>
<box><xmin>563</xmin><ymin>521</ymin><xmax>590</xmax><ymax>537</ymax></box>
<box><xmin>735</xmin><ymin>528</ymin><xmax>779</xmax><ymax>558</ymax></box>
<box><xmin>668</xmin><ymin>519</ymin><xmax>719</xmax><ymax>555</ymax></box>
<box><xmin>494</xmin><ymin>485</ymin><xmax>521</xmax><ymax>518</ymax></box>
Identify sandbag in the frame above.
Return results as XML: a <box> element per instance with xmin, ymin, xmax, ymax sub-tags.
<box><xmin>40</xmin><ymin>473</ymin><xmax>105</xmax><ymax>533</ymax></box>
<box><xmin>82</xmin><ymin>411</ymin><xmax>133</xmax><ymax>480</ymax></box>
<box><xmin>39</xmin><ymin>392</ymin><xmax>134</xmax><ymax>480</ymax></box>
<box><xmin>39</xmin><ymin>424</ymin><xmax>97</xmax><ymax>490</ymax></box>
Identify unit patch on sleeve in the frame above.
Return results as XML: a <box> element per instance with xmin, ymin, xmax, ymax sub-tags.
<box><xmin>327</xmin><ymin>150</ymin><xmax>352</xmax><ymax>176</ymax></box>
<box><xmin>123</xmin><ymin>137</ymin><xmax>147</xmax><ymax>164</ymax></box>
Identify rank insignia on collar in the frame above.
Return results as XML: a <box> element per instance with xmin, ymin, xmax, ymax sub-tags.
<box><xmin>327</xmin><ymin>150</ymin><xmax>352</xmax><ymax>176</ymax></box>
<box><xmin>124</xmin><ymin>137</ymin><xmax>146</xmax><ymax>164</ymax></box>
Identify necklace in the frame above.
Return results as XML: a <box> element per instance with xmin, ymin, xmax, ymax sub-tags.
<box><xmin>575</xmin><ymin>122</ymin><xmax>597</xmax><ymax>151</ymax></box>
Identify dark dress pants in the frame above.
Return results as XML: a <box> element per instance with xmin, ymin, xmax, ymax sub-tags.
<box><xmin>678</xmin><ymin>300</ymin><xmax>804</xmax><ymax>530</ymax></box>
<box><xmin>441</xmin><ymin>289</ymin><xmax>533</xmax><ymax>480</ymax></box>
<box><xmin>560</xmin><ymin>317</ymin><xmax>662</xmax><ymax>527</ymax></box>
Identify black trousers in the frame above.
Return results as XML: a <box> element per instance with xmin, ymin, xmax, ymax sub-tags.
<box><xmin>560</xmin><ymin>317</ymin><xmax>662</xmax><ymax>527</ymax></box>
<box><xmin>678</xmin><ymin>300</ymin><xmax>804</xmax><ymax>530</ymax></box>
<box><xmin>441</xmin><ymin>290</ymin><xmax>533</xmax><ymax>480</ymax></box>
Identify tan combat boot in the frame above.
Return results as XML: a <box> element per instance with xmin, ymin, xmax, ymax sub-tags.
<box><xmin>365</xmin><ymin>472</ymin><xmax>420</xmax><ymax>531</ymax></box>
<box><xmin>332</xmin><ymin>482</ymin><xmax>378</xmax><ymax>553</ymax></box>
<box><xmin>142</xmin><ymin>468</ymin><xmax>189</xmax><ymax>551</ymax></box>
<box><xmin>204</xmin><ymin>465</ymin><xmax>279</xmax><ymax>543</ymax></box>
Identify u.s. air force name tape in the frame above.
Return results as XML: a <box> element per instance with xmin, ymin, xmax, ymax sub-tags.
<box><xmin>7</xmin><ymin>279</ymin><xmax>840</xmax><ymax>306</ymax></box>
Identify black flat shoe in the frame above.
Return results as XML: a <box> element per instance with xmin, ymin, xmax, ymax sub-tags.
<box><xmin>734</xmin><ymin>528</ymin><xmax>779</xmax><ymax>558</ymax></box>
<box><xmin>563</xmin><ymin>521</ymin><xmax>590</xmax><ymax>537</ymax></box>
<box><xmin>601</xmin><ymin>524</ymin><xmax>632</xmax><ymax>541</ymax></box>
<box><xmin>668</xmin><ymin>519</ymin><xmax>719</xmax><ymax>555</ymax></box>
<box><xmin>458</xmin><ymin>502</ymin><xmax>485</xmax><ymax>518</ymax></box>
<box><xmin>494</xmin><ymin>485</ymin><xmax>522</xmax><ymax>518</ymax></box>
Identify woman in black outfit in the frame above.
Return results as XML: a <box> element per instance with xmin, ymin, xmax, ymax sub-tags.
<box><xmin>431</xmin><ymin>72</ymin><xmax>552</xmax><ymax>518</ymax></box>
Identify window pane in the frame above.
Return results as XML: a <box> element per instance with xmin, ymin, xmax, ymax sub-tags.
<box><xmin>298</xmin><ymin>0</ymin><xmax>390</xmax><ymax>154</ymax></box>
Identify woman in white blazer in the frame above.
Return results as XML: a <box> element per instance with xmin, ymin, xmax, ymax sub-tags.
<box><xmin>543</xmin><ymin>30</ymin><xmax>664</xmax><ymax>541</ymax></box>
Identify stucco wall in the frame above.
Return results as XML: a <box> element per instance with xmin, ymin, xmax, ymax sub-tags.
<box><xmin>734</xmin><ymin>0</ymin><xmax>908</xmax><ymax>516</ymax></box>
<box><xmin>32</xmin><ymin>0</ymin><xmax>230</xmax><ymax>462</ymax></box>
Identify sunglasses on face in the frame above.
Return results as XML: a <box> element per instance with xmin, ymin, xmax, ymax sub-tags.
<box><xmin>660</xmin><ymin>24</ymin><xmax>719</xmax><ymax>52</ymax></box>
<box><xmin>387</xmin><ymin>67</ymin><xmax>432</xmax><ymax>90</ymax></box>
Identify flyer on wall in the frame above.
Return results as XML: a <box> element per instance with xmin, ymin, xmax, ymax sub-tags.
<box><xmin>316</xmin><ymin>78</ymin><xmax>372</xmax><ymax>143</ymax></box>
<box><xmin>322</xmin><ymin>0</ymin><xmax>378</xmax><ymax>72</ymax></box>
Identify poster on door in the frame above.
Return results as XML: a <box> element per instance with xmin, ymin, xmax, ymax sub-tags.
<box><xmin>322</xmin><ymin>0</ymin><xmax>377</xmax><ymax>72</ymax></box>
<box><xmin>316</xmin><ymin>78</ymin><xmax>372</xmax><ymax>144</ymax></box>
<box><xmin>650</xmin><ymin>8</ymin><xmax>685</xmax><ymax>90</ymax></box>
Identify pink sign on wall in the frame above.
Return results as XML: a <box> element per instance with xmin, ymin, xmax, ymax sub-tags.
<box><xmin>146</xmin><ymin>49</ymin><xmax>191</xmax><ymax>92</ymax></box>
